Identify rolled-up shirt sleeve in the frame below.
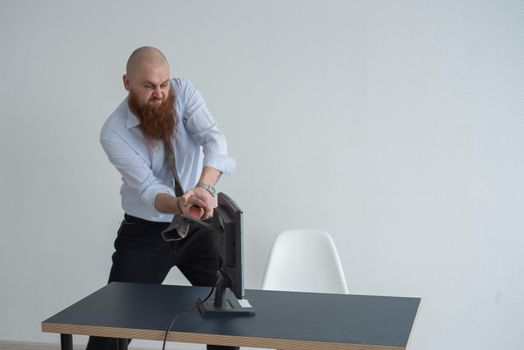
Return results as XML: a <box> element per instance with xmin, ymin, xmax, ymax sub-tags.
<box><xmin>182</xmin><ymin>82</ymin><xmax>236</xmax><ymax>175</ymax></box>
<box><xmin>100</xmin><ymin>137</ymin><xmax>175</xmax><ymax>209</ymax></box>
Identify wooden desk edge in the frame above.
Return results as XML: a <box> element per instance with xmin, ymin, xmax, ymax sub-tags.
<box><xmin>42</xmin><ymin>322</ymin><xmax>405</xmax><ymax>350</ymax></box>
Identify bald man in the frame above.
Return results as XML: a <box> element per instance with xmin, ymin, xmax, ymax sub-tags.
<box><xmin>87</xmin><ymin>47</ymin><xmax>237</xmax><ymax>350</ymax></box>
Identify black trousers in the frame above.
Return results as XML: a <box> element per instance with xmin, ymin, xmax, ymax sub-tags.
<box><xmin>86</xmin><ymin>214</ymin><xmax>238</xmax><ymax>350</ymax></box>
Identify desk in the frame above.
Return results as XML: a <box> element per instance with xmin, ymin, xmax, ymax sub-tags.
<box><xmin>42</xmin><ymin>282</ymin><xmax>420</xmax><ymax>350</ymax></box>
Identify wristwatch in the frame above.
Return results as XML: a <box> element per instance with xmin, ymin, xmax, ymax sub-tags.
<box><xmin>196</xmin><ymin>182</ymin><xmax>216</xmax><ymax>197</ymax></box>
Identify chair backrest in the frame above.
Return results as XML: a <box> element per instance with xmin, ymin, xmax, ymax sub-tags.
<box><xmin>261</xmin><ymin>229</ymin><xmax>349</xmax><ymax>294</ymax></box>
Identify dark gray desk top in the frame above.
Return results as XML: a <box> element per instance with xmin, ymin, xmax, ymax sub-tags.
<box><xmin>42</xmin><ymin>282</ymin><xmax>419</xmax><ymax>349</ymax></box>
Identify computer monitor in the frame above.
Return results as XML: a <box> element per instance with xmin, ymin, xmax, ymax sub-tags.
<box><xmin>166</xmin><ymin>192</ymin><xmax>255</xmax><ymax>316</ymax></box>
<box><xmin>197</xmin><ymin>193</ymin><xmax>255</xmax><ymax>316</ymax></box>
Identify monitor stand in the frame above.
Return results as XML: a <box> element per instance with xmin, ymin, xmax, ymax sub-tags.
<box><xmin>197</xmin><ymin>271</ymin><xmax>255</xmax><ymax>316</ymax></box>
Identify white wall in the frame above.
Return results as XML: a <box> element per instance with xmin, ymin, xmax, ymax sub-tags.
<box><xmin>0</xmin><ymin>1</ymin><xmax>522</xmax><ymax>349</ymax></box>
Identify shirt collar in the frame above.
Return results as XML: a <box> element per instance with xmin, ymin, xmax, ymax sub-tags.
<box><xmin>125</xmin><ymin>99</ymin><xmax>141</xmax><ymax>129</ymax></box>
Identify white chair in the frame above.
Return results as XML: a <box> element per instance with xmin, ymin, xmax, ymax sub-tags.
<box><xmin>242</xmin><ymin>230</ymin><xmax>349</xmax><ymax>350</ymax></box>
<box><xmin>261</xmin><ymin>229</ymin><xmax>349</xmax><ymax>294</ymax></box>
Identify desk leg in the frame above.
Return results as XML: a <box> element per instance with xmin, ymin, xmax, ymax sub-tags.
<box><xmin>60</xmin><ymin>334</ymin><xmax>72</xmax><ymax>350</ymax></box>
<box><xmin>116</xmin><ymin>338</ymin><xmax>128</xmax><ymax>350</ymax></box>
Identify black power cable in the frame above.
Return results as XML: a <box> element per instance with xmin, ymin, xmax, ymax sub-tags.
<box><xmin>161</xmin><ymin>286</ymin><xmax>216</xmax><ymax>350</ymax></box>
<box><xmin>161</xmin><ymin>259</ymin><xmax>221</xmax><ymax>350</ymax></box>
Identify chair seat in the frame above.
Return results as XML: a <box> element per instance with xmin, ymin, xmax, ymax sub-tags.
<box><xmin>261</xmin><ymin>229</ymin><xmax>349</xmax><ymax>294</ymax></box>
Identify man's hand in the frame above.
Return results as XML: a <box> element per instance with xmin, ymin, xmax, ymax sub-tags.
<box><xmin>155</xmin><ymin>166</ymin><xmax>221</xmax><ymax>219</ymax></box>
<box><xmin>178</xmin><ymin>187</ymin><xmax>216</xmax><ymax>220</ymax></box>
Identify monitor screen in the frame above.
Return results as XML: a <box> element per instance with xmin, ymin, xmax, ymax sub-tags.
<box><xmin>213</xmin><ymin>192</ymin><xmax>244</xmax><ymax>299</ymax></box>
<box><xmin>197</xmin><ymin>193</ymin><xmax>255</xmax><ymax>316</ymax></box>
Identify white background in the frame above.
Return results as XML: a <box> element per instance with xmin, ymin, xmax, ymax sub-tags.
<box><xmin>0</xmin><ymin>1</ymin><xmax>522</xmax><ymax>349</ymax></box>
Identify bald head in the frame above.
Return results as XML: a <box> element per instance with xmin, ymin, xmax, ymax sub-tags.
<box><xmin>123</xmin><ymin>46</ymin><xmax>171</xmax><ymax>109</ymax></box>
<box><xmin>126</xmin><ymin>46</ymin><xmax>169</xmax><ymax>79</ymax></box>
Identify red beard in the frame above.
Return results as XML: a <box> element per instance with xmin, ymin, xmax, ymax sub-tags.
<box><xmin>128</xmin><ymin>87</ymin><xmax>176</xmax><ymax>143</ymax></box>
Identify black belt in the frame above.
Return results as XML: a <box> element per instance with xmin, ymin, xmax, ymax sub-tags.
<box><xmin>124</xmin><ymin>214</ymin><xmax>169</xmax><ymax>226</ymax></box>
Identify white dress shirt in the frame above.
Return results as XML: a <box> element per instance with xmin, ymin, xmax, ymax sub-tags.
<box><xmin>100</xmin><ymin>78</ymin><xmax>236</xmax><ymax>222</ymax></box>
